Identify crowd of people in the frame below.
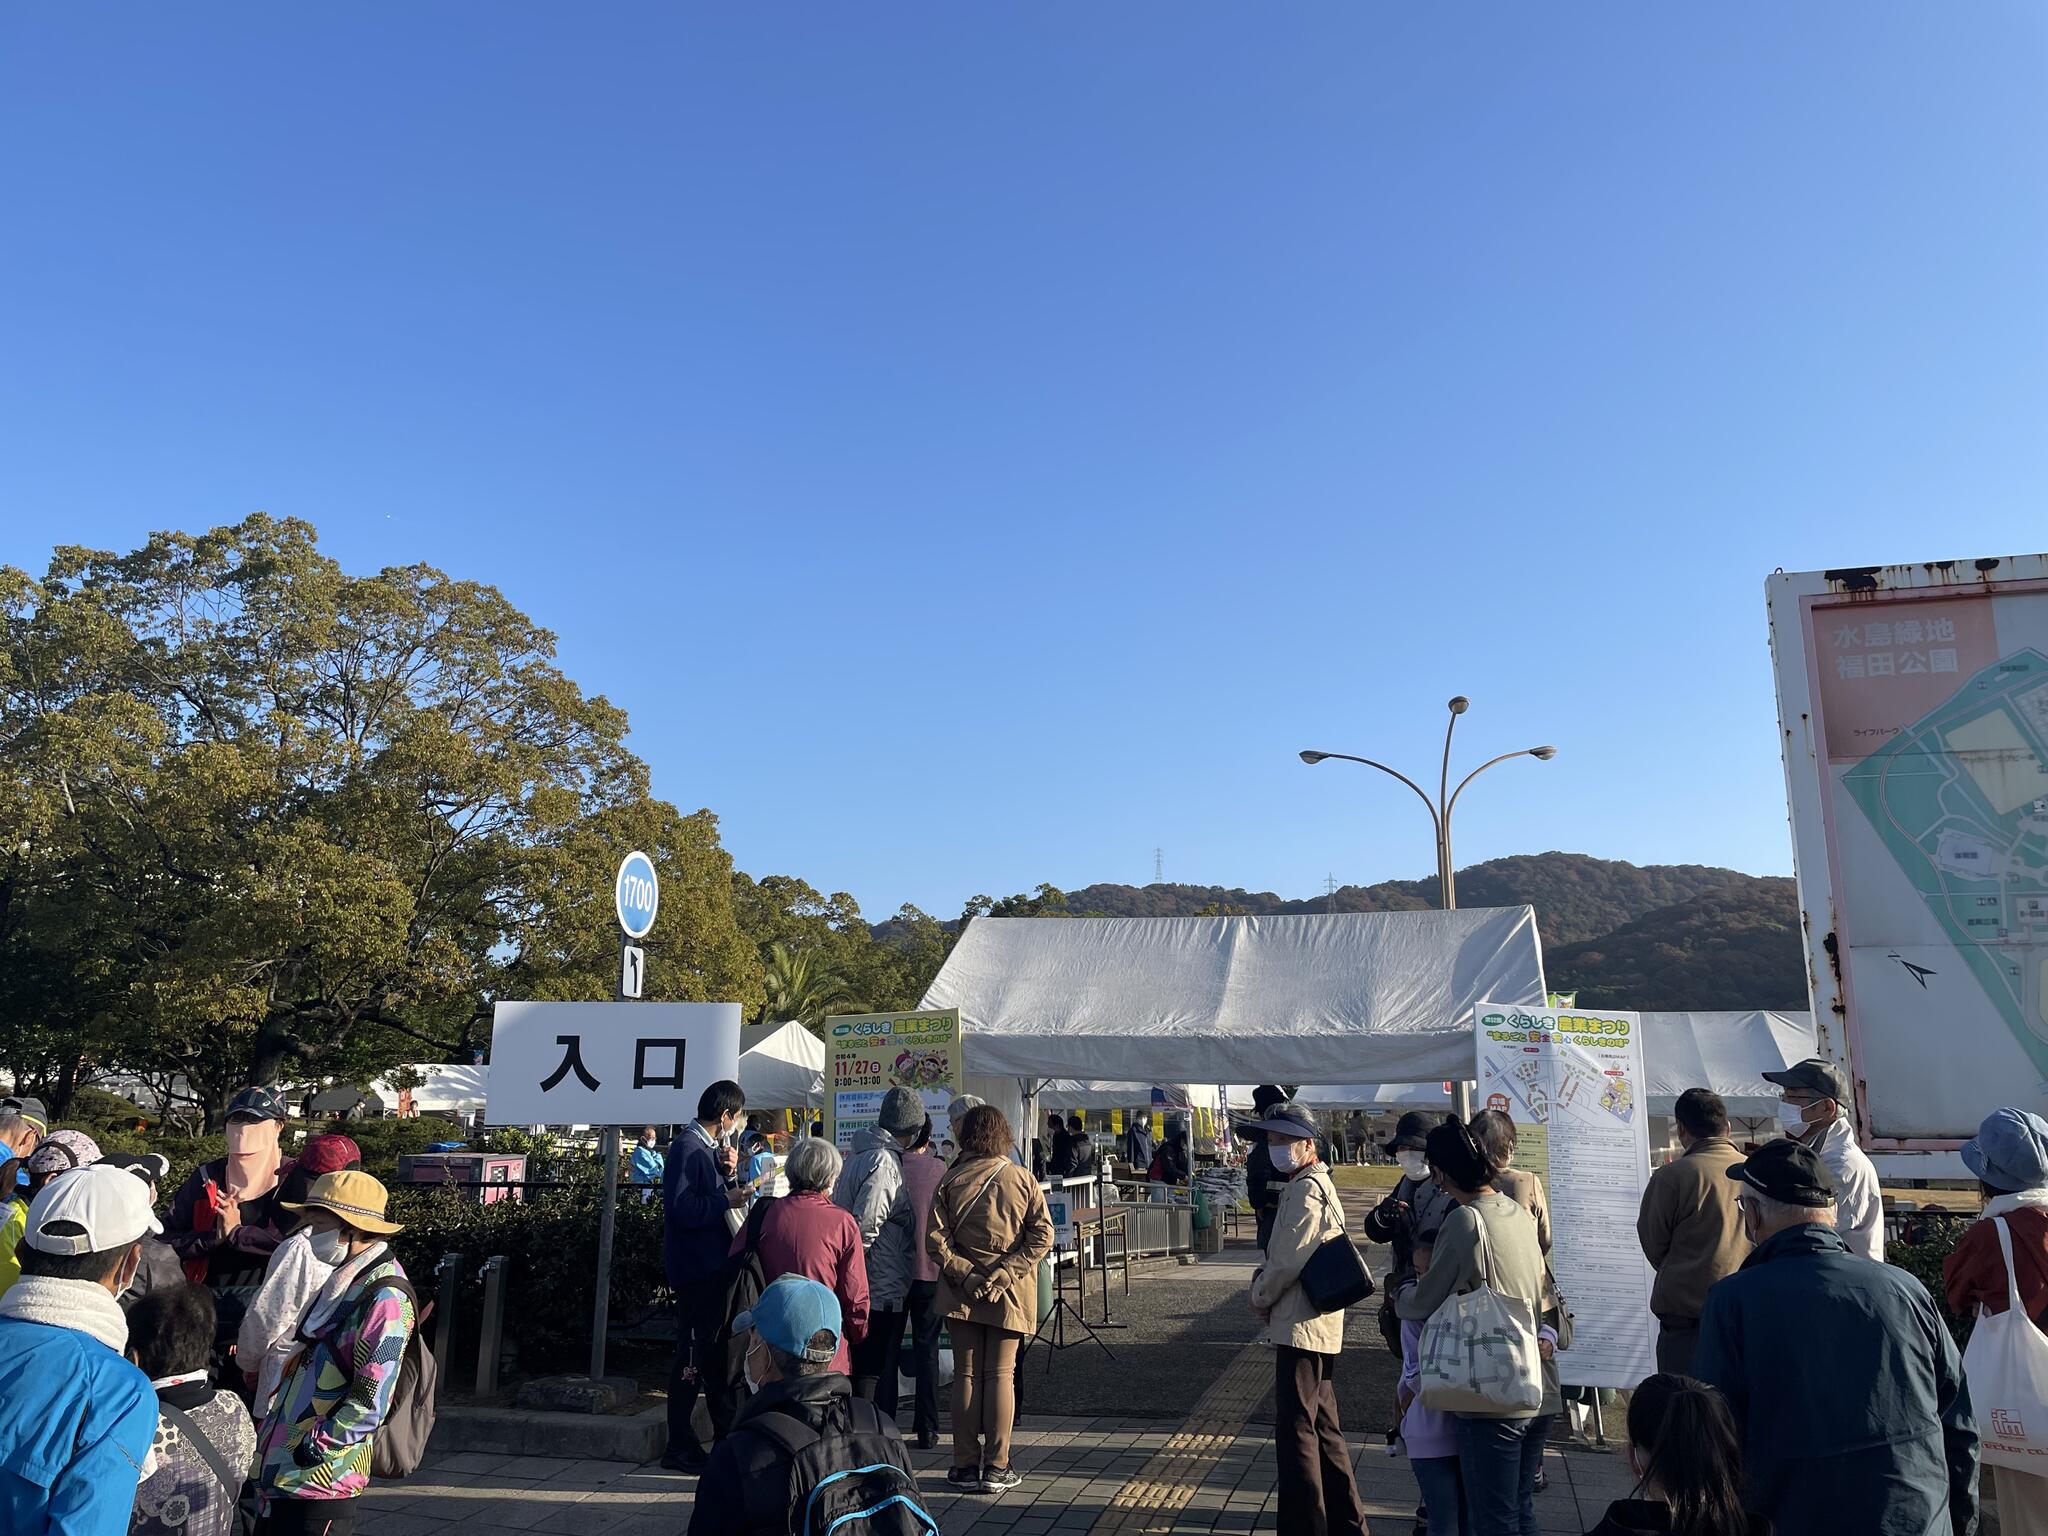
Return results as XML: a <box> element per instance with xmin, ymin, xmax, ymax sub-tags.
<box><xmin>0</xmin><ymin>1091</ymin><xmax>420</xmax><ymax>1536</ymax></box>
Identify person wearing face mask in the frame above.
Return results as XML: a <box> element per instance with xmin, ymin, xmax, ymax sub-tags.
<box><xmin>1243</xmin><ymin>1101</ymin><xmax>1369</xmax><ymax>1536</ymax></box>
<box><xmin>1760</xmin><ymin>1058</ymin><xmax>1883</xmax><ymax>1262</ymax></box>
<box><xmin>686</xmin><ymin>1275</ymin><xmax>927</xmax><ymax>1536</ymax></box>
<box><xmin>630</xmin><ymin>1126</ymin><xmax>665</xmax><ymax>1206</ymax></box>
<box><xmin>164</xmin><ymin>1086</ymin><xmax>293</xmax><ymax>1298</ymax></box>
<box><xmin>1366</xmin><ymin>1111</ymin><xmax>1456</xmax><ymax>1359</ymax></box>
<box><xmin>254</xmin><ymin>1172</ymin><xmax>416</xmax><ymax>1535</ymax></box>
<box><xmin>1589</xmin><ymin>1373</ymin><xmax>1768</xmax><ymax>1536</ymax></box>
<box><xmin>1243</xmin><ymin>1085</ymin><xmax>1292</xmax><ymax>1253</ymax></box>
<box><xmin>1635</xmin><ymin>1089</ymin><xmax>1750</xmax><ymax>1375</ymax></box>
<box><xmin>1694</xmin><ymin>1140</ymin><xmax>1976</xmax><ymax>1536</ymax></box>
<box><xmin>663</xmin><ymin>1079</ymin><xmax>751</xmax><ymax>1472</ymax></box>
<box><xmin>234</xmin><ymin>1134</ymin><xmax>363</xmax><ymax>1415</ymax></box>
<box><xmin>0</xmin><ymin>1166</ymin><xmax>163</xmax><ymax>1535</ymax></box>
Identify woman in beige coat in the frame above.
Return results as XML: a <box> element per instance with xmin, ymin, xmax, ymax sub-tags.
<box><xmin>1245</xmin><ymin>1102</ymin><xmax>1369</xmax><ymax>1536</ymax></box>
<box><xmin>926</xmin><ymin>1104</ymin><xmax>1054</xmax><ymax>1495</ymax></box>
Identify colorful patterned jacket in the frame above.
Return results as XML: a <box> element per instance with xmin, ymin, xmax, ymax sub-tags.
<box><xmin>254</xmin><ymin>1248</ymin><xmax>414</xmax><ymax>1505</ymax></box>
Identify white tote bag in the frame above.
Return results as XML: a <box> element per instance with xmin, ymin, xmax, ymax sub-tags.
<box><xmin>1417</xmin><ymin>1206</ymin><xmax>1544</xmax><ymax>1416</ymax></box>
<box><xmin>1963</xmin><ymin>1217</ymin><xmax>2048</xmax><ymax>1478</ymax></box>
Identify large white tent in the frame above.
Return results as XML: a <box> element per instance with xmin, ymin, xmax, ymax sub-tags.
<box><xmin>924</xmin><ymin>909</ymin><xmax>1547</xmax><ymax>1084</ymax></box>
<box><xmin>370</xmin><ymin>1064</ymin><xmax>491</xmax><ymax>1116</ymax></box>
<box><xmin>738</xmin><ymin>1021</ymin><xmax>826</xmax><ymax>1110</ymax></box>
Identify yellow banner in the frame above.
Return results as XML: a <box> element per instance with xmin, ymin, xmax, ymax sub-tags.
<box><xmin>823</xmin><ymin>1008</ymin><xmax>962</xmax><ymax>1152</ymax></box>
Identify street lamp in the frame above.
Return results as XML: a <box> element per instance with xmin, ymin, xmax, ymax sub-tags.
<box><xmin>1300</xmin><ymin>698</ymin><xmax>1557</xmax><ymax>1115</ymax></box>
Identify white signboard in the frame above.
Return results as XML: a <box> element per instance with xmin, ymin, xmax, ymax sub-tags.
<box><xmin>1044</xmin><ymin>1187</ymin><xmax>1077</xmax><ymax>1250</ymax></box>
<box><xmin>484</xmin><ymin>1001</ymin><xmax>741</xmax><ymax>1125</ymax></box>
<box><xmin>1769</xmin><ymin>559</ymin><xmax>2048</xmax><ymax>1145</ymax></box>
<box><xmin>1474</xmin><ymin>1000</ymin><xmax>1656</xmax><ymax>1390</ymax></box>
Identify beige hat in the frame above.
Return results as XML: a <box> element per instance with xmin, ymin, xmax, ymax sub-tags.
<box><xmin>279</xmin><ymin>1169</ymin><xmax>403</xmax><ymax>1235</ymax></box>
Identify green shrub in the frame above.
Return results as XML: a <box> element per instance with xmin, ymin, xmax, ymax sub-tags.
<box><xmin>1891</xmin><ymin>1220</ymin><xmax>1971</xmax><ymax>1350</ymax></box>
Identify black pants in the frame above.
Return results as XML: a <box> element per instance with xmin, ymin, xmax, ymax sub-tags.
<box><xmin>851</xmin><ymin>1307</ymin><xmax>906</xmax><ymax>1418</ymax></box>
<box><xmin>1656</xmin><ymin>1319</ymin><xmax>1699</xmax><ymax>1376</ymax></box>
<box><xmin>258</xmin><ymin>1499</ymin><xmax>358</xmax><ymax>1536</ymax></box>
<box><xmin>667</xmin><ymin>1273</ymin><xmax>738</xmax><ymax>1457</ymax></box>
<box><xmin>907</xmin><ymin>1280</ymin><xmax>944</xmax><ymax>1437</ymax></box>
<box><xmin>1275</xmin><ymin>1346</ymin><xmax>1368</xmax><ymax>1536</ymax></box>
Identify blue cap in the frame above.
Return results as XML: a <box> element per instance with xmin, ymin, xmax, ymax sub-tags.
<box><xmin>734</xmin><ymin>1274</ymin><xmax>843</xmax><ymax>1364</ymax></box>
<box><xmin>1962</xmin><ymin>1107</ymin><xmax>2048</xmax><ymax>1194</ymax></box>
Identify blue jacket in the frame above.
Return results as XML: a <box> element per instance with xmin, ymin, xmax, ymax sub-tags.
<box><xmin>1696</xmin><ymin>1223</ymin><xmax>1978</xmax><ymax>1536</ymax></box>
<box><xmin>663</xmin><ymin>1123</ymin><xmax>734</xmax><ymax>1287</ymax></box>
<box><xmin>630</xmin><ymin>1143</ymin><xmax>665</xmax><ymax>1188</ymax></box>
<box><xmin>0</xmin><ymin>1312</ymin><xmax>159</xmax><ymax>1536</ymax></box>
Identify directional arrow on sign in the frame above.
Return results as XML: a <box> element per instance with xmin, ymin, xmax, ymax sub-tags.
<box><xmin>621</xmin><ymin>945</ymin><xmax>645</xmax><ymax>999</ymax></box>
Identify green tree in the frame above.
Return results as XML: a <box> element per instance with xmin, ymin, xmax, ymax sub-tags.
<box><xmin>758</xmin><ymin>941</ymin><xmax>859</xmax><ymax>1030</ymax></box>
<box><xmin>0</xmin><ymin>515</ymin><xmax>757</xmax><ymax>1120</ymax></box>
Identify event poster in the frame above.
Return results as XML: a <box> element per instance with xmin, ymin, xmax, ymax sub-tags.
<box><xmin>1474</xmin><ymin>1000</ymin><xmax>1657</xmax><ymax>1389</ymax></box>
<box><xmin>824</xmin><ymin>1008</ymin><xmax>962</xmax><ymax>1152</ymax></box>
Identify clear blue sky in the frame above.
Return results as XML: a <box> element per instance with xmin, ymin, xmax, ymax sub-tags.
<box><xmin>5</xmin><ymin>6</ymin><xmax>2046</xmax><ymax>918</ymax></box>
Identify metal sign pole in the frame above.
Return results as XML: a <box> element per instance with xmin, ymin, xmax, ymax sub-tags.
<box><xmin>590</xmin><ymin>929</ymin><xmax>629</xmax><ymax>1381</ymax></box>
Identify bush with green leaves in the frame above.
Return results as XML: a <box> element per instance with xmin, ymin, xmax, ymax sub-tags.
<box><xmin>1890</xmin><ymin>1220</ymin><xmax>1972</xmax><ymax>1350</ymax></box>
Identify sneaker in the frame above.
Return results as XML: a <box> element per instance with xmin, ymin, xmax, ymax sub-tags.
<box><xmin>1533</xmin><ymin>1467</ymin><xmax>1549</xmax><ymax>1493</ymax></box>
<box><xmin>946</xmin><ymin>1467</ymin><xmax>983</xmax><ymax>1492</ymax></box>
<box><xmin>981</xmin><ymin>1466</ymin><xmax>1022</xmax><ymax>1493</ymax></box>
<box><xmin>659</xmin><ymin>1447</ymin><xmax>708</xmax><ymax>1473</ymax></box>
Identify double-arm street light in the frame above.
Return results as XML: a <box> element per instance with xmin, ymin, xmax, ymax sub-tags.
<box><xmin>1299</xmin><ymin>696</ymin><xmax>1557</xmax><ymax>1116</ymax></box>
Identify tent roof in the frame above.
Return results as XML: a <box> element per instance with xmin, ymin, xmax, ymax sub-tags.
<box><xmin>1224</xmin><ymin>1010</ymin><xmax>1818</xmax><ymax>1119</ymax></box>
<box><xmin>739</xmin><ymin>1020</ymin><xmax>825</xmax><ymax>1109</ymax></box>
<box><xmin>1035</xmin><ymin>1081</ymin><xmax>1222</xmax><ymax>1111</ymax></box>
<box><xmin>370</xmin><ymin>1064</ymin><xmax>490</xmax><ymax>1114</ymax></box>
<box><xmin>922</xmin><ymin>909</ymin><xmax>1546</xmax><ymax>1082</ymax></box>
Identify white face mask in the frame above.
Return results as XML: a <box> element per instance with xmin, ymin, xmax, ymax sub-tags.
<box><xmin>307</xmin><ymin>1227</ymin><xmax>351</xmax><ymax>1265</ymax></box>
<box><xmin>1778</xmin><ymin>1100</ymin><xmax>1813</xmax><ymax>1138</ymax></box>
<box><xmin>743</xmin><ymin>1340</ymin><xmax>764</xmax><ymax>1395</ymax></box>
<box><xmin>1397</xmin><ymin>1151</ymin><xmax>1429</xmax><ymax>1182</ymax></box>
<box><xmin>1270</xmin><ymin>1139</ymin><xmax>1306</xmax><ymax>1173</ymax></box>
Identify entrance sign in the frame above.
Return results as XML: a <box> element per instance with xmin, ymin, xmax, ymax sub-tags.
<box><xmin>1473</xmin><ymin>1000</ymin><xmax>1655</xmax><ymax>1389</ymax></box>
<box><xmin>614</xmin><ymin>850</ymin><xmax>660</xmax><ymax>940</ymax></box>
<box><xmin>824</xmin><ymin>1008</ymin><xmax>961</xmax><ymax>1152</ymax></box>
<box><xmin>484</xmin><ymin>1001</ymin><xmax>740</xmax><ymax>1124</ymax></box>
<box><xmin>620</xmin><ymin>945</ymin><xmax>645</xmax><ymax>999</ymax></box>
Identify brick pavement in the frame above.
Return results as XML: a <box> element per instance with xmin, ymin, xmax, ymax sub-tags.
<box><xmin>360</xmin><ymin>1345</ymin><xmax>1635</xmax><ymax>1534</ymax></box>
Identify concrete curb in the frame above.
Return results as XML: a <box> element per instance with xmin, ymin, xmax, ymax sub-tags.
<box><xmin>429</xmin><ymin>1403</ymin><xmax>666</xmax><ymax>1462</ymax></box>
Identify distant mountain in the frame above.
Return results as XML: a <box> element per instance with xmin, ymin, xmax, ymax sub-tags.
<box><xmin>1546</xmin><ymin>882</ymin><xmax>1808</xmax><ymax>1012</ymax></box>
<box><xmin>1062</xmin><ymin>852</ymin><xmax>1788</xmax><ymax>948</ymax></box>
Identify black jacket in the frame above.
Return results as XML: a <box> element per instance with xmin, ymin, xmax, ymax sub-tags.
<box><xmin>1363</xmin><ymin>1174</ymin><xmax>1456</xmax><ymax>1295</ymax></box>
<box><xmin>687</xmin><ymin>1372</ymin><xmax>914</xmax><ymax>1536</ymax></box>
<box><xmin>1589</xmin><ymin>1500</ymin><xmax>1772</xmax><ymax>1536</ymax></box>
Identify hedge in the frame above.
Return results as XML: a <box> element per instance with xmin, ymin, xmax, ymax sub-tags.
<box><xmin>1890</xmin><ymin>1220</ymin><xmax>1973</xmax><ymax>1351</ymax></box>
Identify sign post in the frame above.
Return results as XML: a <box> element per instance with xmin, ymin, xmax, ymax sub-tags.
<box><xmin>592</xmin><ymin>851</ymin><xmax>660</xmax><ymax>1381</ymax></box>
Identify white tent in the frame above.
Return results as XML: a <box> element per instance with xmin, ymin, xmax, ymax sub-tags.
<box><xmin>923</xmin><ymin>909</ymin><xmax>1547</xmax><ymax>1083</ymax></box>
<box><xmin>1036</xmin><ymin>1081</ymin><xmax>1222</xmax><ymax>1113</ymax></box>
<box><xmin>739</xmin><ymin>1021</ymin><xmax>826</xmax><ymax>1110</ymax></box>
<box><xmin>369</xmin><ymin>1064</ymin><xmax>490</xmax><ymax>1116</ymax></box>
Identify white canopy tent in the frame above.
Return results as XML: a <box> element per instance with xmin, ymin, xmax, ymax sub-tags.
<box><xmin>738</xmin><ymin>1021</ymin><xmax>826</xmax><ymax>1110</ymax></box>
<box><xmin>925</xmin><ymin>909</ymin><xmax>1547</xmax><ymax>1084</ymax></box>
<box><xmin>1034</xmin><ymin>1081</ymin><xmax>1223</xmax><ymax>1113</ymax></box>
<box><xmin>369</xmin><ymin>1064</ymin><xmax>491</xmax><ymax>1116</ymax></box>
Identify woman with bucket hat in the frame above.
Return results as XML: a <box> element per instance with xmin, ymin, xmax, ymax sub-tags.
<box><xmin>1947</xmin><ymin>1107</ymin><xmax>2048</xmax><ymax>1536</ymax></box>
<box><xmin>253</xmin><ymin>1170</ymin><xmax>417</xmax><ymax>1536</ymax></box>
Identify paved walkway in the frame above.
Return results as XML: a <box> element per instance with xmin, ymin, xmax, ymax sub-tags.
<box><xmin>364</xmin><ymin>1353</ymin><xmax>1634</xmax><ymax>1534</ymax></box>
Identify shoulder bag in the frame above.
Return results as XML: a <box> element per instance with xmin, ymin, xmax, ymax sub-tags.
<box><xmin>1416</xmin><ymin>1205</ymin><xmax>1544</xmax><ymax>1415</ymax></box>
<box><xmin>1297</xmin><ymin>1173</ymin><xmax>1375</xmax><ymax>1313</ymax></box>
<box><xmin>1963</xmin><ymin>1215</ymin><xmax>2048</xmax><ymax>1478</ymax></box>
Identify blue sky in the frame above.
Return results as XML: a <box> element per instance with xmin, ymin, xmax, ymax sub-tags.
<box><xmin>5</xmin><ymin>6</ymin><xmax>2046</xmax><ymax>918</ymax></box>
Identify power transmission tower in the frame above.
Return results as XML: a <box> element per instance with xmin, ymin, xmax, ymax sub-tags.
<box><xmin>1326</xmin><ymin>874</ymin><xmax>1338</xmax><ymax>914</ymax></box>
<box><xmin>1154</xmin><ymin>847</ymin><xmax>1164</xmax><ymax>884</ymax></box>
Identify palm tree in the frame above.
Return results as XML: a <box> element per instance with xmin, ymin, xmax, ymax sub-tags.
<box><xmin>758</xmin><ymin>941</ymin><xmax>860</xmax><ymax>1031</ymax></box>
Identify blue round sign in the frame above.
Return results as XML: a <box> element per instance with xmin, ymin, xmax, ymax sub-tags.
<box><xmin>614</xmin><ymin>850</ymin><xmax>660</xmax><ymax>939</ymax></box>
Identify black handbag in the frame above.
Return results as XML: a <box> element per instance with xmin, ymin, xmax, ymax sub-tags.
<box><xmin>1300</xmin><ymin>1231</ymin><xmax>1375</xmax><ymax>1313</ymax></box>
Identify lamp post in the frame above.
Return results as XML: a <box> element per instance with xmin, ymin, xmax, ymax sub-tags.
<box><xmin>1300</xmin><ymin>697</ymin><xmax>1557</xmax><ymax>1119</ymax></box>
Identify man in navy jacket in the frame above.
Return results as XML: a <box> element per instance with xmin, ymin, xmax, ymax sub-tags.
<box><xmin>663</xmin><ymin>1079</ymin><xmax>748</xmax><ymax>1471</ymax></box>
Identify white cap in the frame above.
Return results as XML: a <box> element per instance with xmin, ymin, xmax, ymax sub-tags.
<box><xmin>23</xmin><ymin>1163</ymin><xmax>164</xmax><ymax>1255</ymax></box>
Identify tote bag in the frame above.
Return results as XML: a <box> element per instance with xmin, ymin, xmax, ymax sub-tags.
<box><xmin>1963</xmin><ymin>1216</ymin><xmax>2048</xmax><ymax>1478</ymax></box>
<box><xmin>1416</xmin><ymin>1208</ymin><xmax>1544</xmax><ymax>1416</ymax></box>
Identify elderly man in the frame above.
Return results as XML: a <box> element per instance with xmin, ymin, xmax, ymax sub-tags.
<box><xmin>1636</xmin><ymin>1087</ymin><xmax>1750</xmax><ymax>1374</ymax></box>
<box><xmin>1695</xmin><ymin>1140</ymin><xmax>1977</xmax><ymax>1536</ymax></box>
<box><xmin>1764</xmin><ymin>1056</ymin><xmax>1884</xmax><ymax>1261</ymax></box>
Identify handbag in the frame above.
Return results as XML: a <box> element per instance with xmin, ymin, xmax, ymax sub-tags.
<box><xmin>1416</xmin><ymin>1206</ymin><xmax>1544</xmax><ymax>1415</ymax></box>
<box><xmin>1298</xmin><ymin>1178</ymin><xmax>1375</xmax><ymax>1313</ymax></box>
<box><xmin>1962</xmin><ymin>1216</ymin><xmax>2048</xmax><ymax>1479</ymax></box>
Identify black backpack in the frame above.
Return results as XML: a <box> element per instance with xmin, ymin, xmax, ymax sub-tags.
<box><xmin>740</xmin><ymin>1396</ymin><xmax>938</xmax><ymax>1536</ymax></box>
<box><xmin>718</xmin><ymin>1199</ymin><xmax>773</xmax><ymax>1380</ymax></box>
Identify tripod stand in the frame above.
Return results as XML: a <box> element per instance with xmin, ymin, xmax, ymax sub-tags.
<box><xmin>1028</xmin><ymin>1247</ymin><xmax>1114</xmax><ymax>1371</ymax></box>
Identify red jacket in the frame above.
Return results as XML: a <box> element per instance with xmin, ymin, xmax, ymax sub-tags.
<box><xmin>1944</xmin><ymin>1204</ymin><xmax>2048</xmax><ymax>1324</ymax></box>
<box><xmin>732</xmin><ymin>1190</ymin><xmax>870</xmax><ymax>1373</ymax></box>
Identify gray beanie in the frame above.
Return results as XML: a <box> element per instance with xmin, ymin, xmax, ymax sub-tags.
<box><xmin>878</xmin><ymin>1086</ymin><xmax>926</xmax><ymax>1135</ymax></box>
<box><xmin>946</xmin><ymin>1093</ymin><xmax>985</xmax><ymax>1127</ymax></box>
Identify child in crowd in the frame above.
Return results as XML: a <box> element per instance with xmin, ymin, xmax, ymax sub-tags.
<box><xmin>1590</xmin><ymin>1373</ymin><xmax>1767</xmax><ymax>1536</ymax></box>
<box><xmin>1396</xmin><ymin>1239</ymin><xmax>1466</xmax><ymax>1536</ymax></box>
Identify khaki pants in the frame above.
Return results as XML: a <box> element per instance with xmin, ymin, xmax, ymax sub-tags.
<box><xmin>1998</xmin><ymin>1465</ymin><xmax>2048</xmax><ymax>1536</ymax></box>
<box><xmin>950</xmin><ymin>1321</ymin><xmax>1023</xmax><ymax>1472</ymax></box>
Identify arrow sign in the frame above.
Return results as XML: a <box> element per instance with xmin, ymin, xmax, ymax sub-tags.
<box><xmin>621</xmin><ymin>945</ymin><xmax>645</xmax><ymax>999</ymax></box>
<box><xmin>614</xmin><ymin>850</ymin><xmax>660</xmax><ymax>939</ymax></box>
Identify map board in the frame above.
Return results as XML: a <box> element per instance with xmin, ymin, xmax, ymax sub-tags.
<box><xmin>1769</xmin><ymin>560</ymin><xmax>2048</xmax><ymax>1144</ymax></box>
<box><xmin>1475</xmin><ymin>1000</ymin><xmax>1656</xmax><ymax>1389</ymax></box>
<box><xmin>824</xmin><ymin>1008</ymin><xmax>962</xmax><ymax>1152</ymax></box>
